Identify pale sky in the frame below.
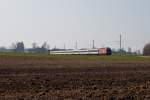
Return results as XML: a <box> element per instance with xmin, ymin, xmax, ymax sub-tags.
<box><xmin>0</xmin><ymin>0</ymin><xmax>150</xmax><ymax>51</ymax></box>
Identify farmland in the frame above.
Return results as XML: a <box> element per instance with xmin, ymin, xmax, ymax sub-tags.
<box><xmin>0</xmin><ymin>53</ymin><xmax>150</xmax><ymax>99</ymax></box>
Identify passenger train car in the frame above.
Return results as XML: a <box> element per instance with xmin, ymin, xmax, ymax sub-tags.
<box><xmin>50</xmin><ymin>48</ymin><xmax>112</xmax><ymax>55</ymax></box>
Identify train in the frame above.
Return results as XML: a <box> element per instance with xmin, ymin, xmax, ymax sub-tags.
<box><xmin>50</xmin><ymin>47</ymin><xmax>112</xmax><ymax>55</ymax></box>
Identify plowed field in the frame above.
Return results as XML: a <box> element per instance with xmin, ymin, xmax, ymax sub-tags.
<box><xmin>0</xmin><ymin>55</ymin><xmax>150</xmax><ymax>100</ymax></box>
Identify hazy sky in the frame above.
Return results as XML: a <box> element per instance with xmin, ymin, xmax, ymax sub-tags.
<box><xmin>0</xmin><ymin>0</ymin><xmax>150</xmax><ymax>51</ymax></box>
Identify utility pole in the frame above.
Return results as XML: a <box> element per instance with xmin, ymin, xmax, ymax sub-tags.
<box><xmin>120</xmin><ymin>34</ymin><xmax>122</xmax><ymax>56</ymax></box>
<box><xmin>75</xmin><ymin>41</ymin><xmax>78</xmax><ymax>50</ymax></box>
<box><xmin>64</xmin><ymin>43</ymin><xmax>66</xmax><ymax>50</ymax></box>
<box><xmin>92</xmin><ymin>40</ymin><xmax>95</xmax><ymax>49</ymax></box>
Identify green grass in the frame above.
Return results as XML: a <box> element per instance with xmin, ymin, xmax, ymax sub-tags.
<box><xmin>0</xmin><ymin>52</ymin><xmax>150</xmax><ymax>61</ymax></box>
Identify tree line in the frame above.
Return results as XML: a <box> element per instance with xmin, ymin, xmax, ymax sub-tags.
<box><xmin>0</xmin><ymin>42</ymin><xmax>150</xmax><ymax>56</ymax></box>
<box><xmin>0</xmin><ymin>42</ymin><xmax>50</xmax><ymax>53</ymax></box>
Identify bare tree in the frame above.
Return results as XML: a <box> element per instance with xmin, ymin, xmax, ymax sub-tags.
<box><xmin>42</xmin><ymin>42</ymin><xmax>49</xmax><ymax>50</ymax></box>
<box><xmin>10</xmin><ymin>42</ymin><xmax>17</xmax><ymax>49</ymax></box>
<box><xmin>32</xmin><ymin>42</ymin><xmax>38</xmax><ymax>49</ymax></box>
<box><xmin>128</xmin><ymin>47</ymin><xmax>132</xmax><ymax>53</ymax></box>
<box><xmin>16</xmin><ymin>42</ymin><xmax>25</xmax><ymax>52</ymax></box>
<box><xmin>143</xmin><ymin>43</ymin><xmax>150</xmax><ymax>56</ymax></box>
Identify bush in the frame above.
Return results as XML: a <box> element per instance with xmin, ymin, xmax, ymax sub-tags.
<box><xmin>143</xmin><ymin>43</ymin><xmax>150</xmax><ymax>56</ymax></box>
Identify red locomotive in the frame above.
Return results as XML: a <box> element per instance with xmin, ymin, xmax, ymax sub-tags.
<box><xmin>98</xmin><ymin>48</ymin><xmax>112</xmax><ymax>55</ymax></box>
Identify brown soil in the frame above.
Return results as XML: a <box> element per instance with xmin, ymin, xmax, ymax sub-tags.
<box><xmin>0</xmin><ymin>56</ymin><xmax>150</xmax><ymax>100</ymax></box>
